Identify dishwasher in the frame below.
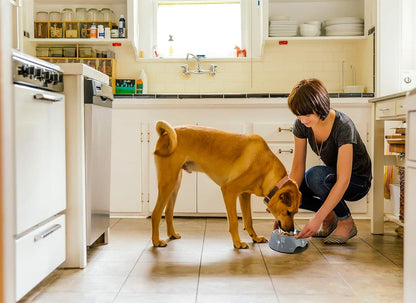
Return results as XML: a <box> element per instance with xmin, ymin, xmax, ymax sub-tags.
<box><xmin>84</xmin><ymin>79</ymin><xmax>113</xmax><ymax>246</ymax></box>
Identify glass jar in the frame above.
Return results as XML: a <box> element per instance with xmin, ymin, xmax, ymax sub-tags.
<box><xmin>87</xmin><ymin>8</ymin><xmax>98</xmax><ymax>21</ymax></box>
<box><xmin>76</xmin><ymin>8</ymin><xmax>87</xmax><ymax>21</ymax></box>
<box><xmin>101</xmin><ymin>8</ymin><xmax>113</xmax><ymax>22</ymax></box>
<box><xmin>36</xmin><ymin>11</ymin><xmax>49</xmax><ymax>21</ymax></box>
<box><xmin>62</xmin><ymin>8</ymin><xmax>73</xmax><ymax>21</ymax></box>
<box><xmin>49</xmin><ymin>11</ymin><xmax>61</xmax><ymax>22</ymax></box>
<box><xmin>96</xmin><ymin>10</ymin><xmax>103</xmax><ymax>22</ymax></box>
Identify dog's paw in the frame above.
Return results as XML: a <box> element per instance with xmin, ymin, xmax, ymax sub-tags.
<box><xmin>253</xmin><ymin>236</ymin><xmax>268</xmax><ymax>243</ymax></box>
<box><xmin>153</xmin><ymin>240</ymin><xmax>168</xmax><ymax>247</ymax></box>
<box><xmin>169</xmin><ymin>232</ymin><xmax>181</xmax><ymax>240</ymax></box>
<box><xmin>233</xmin><ymin>241</ymin><xmax>249</xmax><ymax>249</ymax></box>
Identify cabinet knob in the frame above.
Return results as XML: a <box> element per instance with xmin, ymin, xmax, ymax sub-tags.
<box><xmin>278</xmin><ymin>148</ymin><xmax>293</xmax><ymax>154</ymax></box>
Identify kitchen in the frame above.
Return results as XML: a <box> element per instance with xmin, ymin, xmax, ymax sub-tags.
<box><xmin>1</xmin><ymin>0</ymin><xmax>415</xmax><ymax>302</ymax></box>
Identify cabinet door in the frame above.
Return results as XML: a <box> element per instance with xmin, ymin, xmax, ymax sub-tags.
<box><xmin>196</xmin><ymin>122</ymin><xmax>246</xmax><ymax>214</ymax></box>
<box><xmin>110</xmin><ymin>114</ymin><xmax>142</xmax><ymax>213</ymax></box>
<box><xmin>148</xmin><ymin>121</ymin><xmax>197</xmax><ymax>214</ymax></box>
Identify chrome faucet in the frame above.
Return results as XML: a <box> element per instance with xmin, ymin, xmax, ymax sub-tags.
<box><xmin>181</xmin><ymin>53</ymin><xmax>217</xmax><ymax>76</ymax></box>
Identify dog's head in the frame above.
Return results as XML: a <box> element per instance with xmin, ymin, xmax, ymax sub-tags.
<box><xmin>266</xmin><ymin>180</ymin><xmax>301</xmax><ymax>232</ymax></box>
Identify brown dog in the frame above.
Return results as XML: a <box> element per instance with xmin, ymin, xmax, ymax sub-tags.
<box><xmin>152</xmin><ymin>121</ymin><xmax>301</xmax><ymax>249</ymax></box>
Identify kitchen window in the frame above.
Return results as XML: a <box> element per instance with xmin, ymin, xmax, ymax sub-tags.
<box><xmin>137</xmin><ymin>0</ymin><xmax>261</xmax><ymax>59</ymax></box>
<box><xmin>156</xmin><ymin>1</ymin><xmax>241</xmax><ymax>58</ymax></box>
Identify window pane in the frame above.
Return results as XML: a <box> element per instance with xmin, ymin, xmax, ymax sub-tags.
<box><xmin>157</xmin><ymin>1</ymin><xmax>241</xmax><ymax>58</ymax></box>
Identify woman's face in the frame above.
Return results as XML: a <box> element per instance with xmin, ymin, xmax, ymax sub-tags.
<box><xmin>296</xmin><ymin>113</ymin><xmax>321</xmax><ymax>128</ymax></box>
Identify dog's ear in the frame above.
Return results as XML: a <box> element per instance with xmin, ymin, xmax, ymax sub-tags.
<box><xmin>279</xmin><ymin>191</ymin><xmax>292</xmax><ymax>207</ymax></box>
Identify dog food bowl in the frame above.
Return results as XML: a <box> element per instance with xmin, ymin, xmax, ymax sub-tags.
<box><xmin>269</xmin><ymin>229</ymin><xmax>308</xmax><ymax>254</ymax></box>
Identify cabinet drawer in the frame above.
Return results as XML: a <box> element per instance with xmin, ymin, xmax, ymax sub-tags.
<box><xmin>253</xmin><ymin>123</ymin><xmax>294</xmax><ymax>142</ymax></box>
<box><xmin>375</xmin><ymin>100</ymin><xmax>396</xmax><ymax>119</ymax></box>
<box><xmin>395</xmin><ymin>98</ymin><xmax>406</xmax><ymax>116</ymax></box>
<box><xmin>16</xmin><ymin>215</ymin><xmax>66</xmax><ymax>301</ymax></box>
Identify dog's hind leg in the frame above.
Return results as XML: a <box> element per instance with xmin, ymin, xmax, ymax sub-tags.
<box><xmin>221</xmin><ymin>186</ymin><xmax>248</xmax><ymax>249</ymax></box>
<box><xmin>152</xmin><ymin>168</ymin><xmax>181</xmax><ymax>247</ymax></box>
<box><xmin>239</xmin><ymin>193</ymin><xmax>268</xmax><ymax>244</ymax></box>
<box><xmin>165</xmin><ymin>170</ymin><xmax>182</xmax><ymax>240</ymax></box>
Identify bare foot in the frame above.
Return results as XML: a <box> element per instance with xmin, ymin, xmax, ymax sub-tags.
<box><xmin>330</xmin><ymin>216</ymin><xmax>354</xmax><ymax>237</ymax></box>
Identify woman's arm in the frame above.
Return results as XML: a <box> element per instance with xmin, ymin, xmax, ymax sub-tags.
<box><xmin>296</xmin><ymin>143</ymin><xmax>353</xmax><ymax>238</ymax></box>
<box><xmin>289</xmin><ymin>136</ymin><xmax>307</xmax><ymax>186</ymax></box>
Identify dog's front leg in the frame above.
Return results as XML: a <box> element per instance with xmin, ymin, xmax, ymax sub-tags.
<box><xmin>239</xmin><ymin>193</ymin><xmax>268</xmax><ymax>244</ymax></box>
<box><xmin>222</xmin><ymin>188</ymin><xmax>248</xmax><ymax>249</ymax></box>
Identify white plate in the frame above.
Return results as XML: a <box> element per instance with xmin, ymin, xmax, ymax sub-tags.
<box><xmin>269</xmin><ymin>33</ymin><xmax>298</xmax><ymax>37</ymax></box>
<box><xmin>270</xmin><ymin>20</ymin><xmax>297</xmax><ymax>25</ymax></box>
<box><xmin>325</xmin><ymin>17</ymin><xmax>364</xmax><ymax>26</ymax></box>
<box><xmin>325</xmin><ymin>31</ymin><xmax>364</xmax><ymax>36</ymax></box>
<box><xmin>325</xmin><ymin>24</ymin><xmax>363</xmax><ymax>31</ymax></box>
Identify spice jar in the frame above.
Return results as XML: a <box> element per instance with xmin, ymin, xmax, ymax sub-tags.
<box><xmin>62</xmin><ymin>8</ymin><xmax>73</xmax><ymax>21</ymax></box>
<box><xmin>101</xmin><ymin>8</ymin><xmax>113</xmax><ymax>21</ymax></box>
<box><xmin>49</xmin><ymin>11</ymin><xmax>61</xmax><ymax>22</ymax></box>
<box><xmin>36</xmin><ymin>11</ymin><xmax>49</xmax><ymax>21</ymax></box>
<box><xmin>90</xmin><ymin>24</ymin><xmax>97</xmax><ymax>38</ymax></box>
<box><xmin>87</xmin><ymin>8</ymin><xmax>98</xmax><ymax>21</ymax></box>
<box><xmin>76</xmin><ymin>8</ymin><xmax>87</xmax><ymax>21</ymax></box>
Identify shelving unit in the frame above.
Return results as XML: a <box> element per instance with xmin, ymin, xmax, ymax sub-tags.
<box><xmin>37</xmin><ymin>47</ymin><xmax>117</xmax><ymax>92</ymax></box>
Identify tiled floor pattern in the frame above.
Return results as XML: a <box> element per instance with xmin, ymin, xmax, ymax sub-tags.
<box><xmin>21</xmin><ymin>218</ymin><xmax>403</xmax><ymax>303</ymax></box>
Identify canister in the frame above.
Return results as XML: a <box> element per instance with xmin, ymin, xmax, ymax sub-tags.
<box><xmin>62</xmin><ymin>8</ymin><xmax>73</xmax><ymax>21</ymax></box>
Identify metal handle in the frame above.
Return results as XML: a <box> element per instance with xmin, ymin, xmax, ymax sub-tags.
<box><xmin>34</xmin><ymin>224</ymin><xmax>62</xmax><ymax>242</ymax></box>
<box><xmin>379</xmin><ymin>107</ymin><xmax>390</xmax><ymax>112</ymax></box>
<box><xmin>100</xmin><ymin>96</ymin><xmax>113</xmax><ymax>102</ymax></box>
<box><xmin>278</xmin><ymin>148</ymin><xmax>293</xmax><ymax>154</ymax></box>
<box><xmin>34</xmin><ymin>93</ymin><xmax>63</xmax><ymax>102</ymax></box>
<box><xmin>278</xmin><ymin>127</ymin><xmax>293</xmax><ymax>132</ymax></box>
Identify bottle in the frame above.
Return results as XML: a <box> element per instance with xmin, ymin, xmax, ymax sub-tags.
<box><xmin>98</xmin><ymin>25</ymin><xmax>105</xmax><ymax>39</ymax></box>
<box><xmin>118</xmin><ymin>15</ymin><xmax>126</xmax><ymax>38</ymax></box>
<box><xmin>111</xmin><ymin>25</ymin><xmax>118</xmax><ymax>38</ymax></box>
<box><xmin>168</xmin><ymin>35</ymin><xmax>174</xmax><ymax>56</ymax></box>
<box><xmin>90</xmin><ymin>23</ymin><xmax>97</xmax><ymax>38</ymax></box>
<box><xmin>104</xmin><ymin>26</ymin><xmax>111</xmax><ymax>39</ymax></box>
<box><xmin>136</xmin><ymin>69</ymin><xmax>148</xmax><ymax>94</ymax></box>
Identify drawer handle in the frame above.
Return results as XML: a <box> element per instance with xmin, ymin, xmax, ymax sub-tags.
<box><xmin>34</xmin><ymin>93</ymin><xmax>63</xmax><ymax>102</ymax></box>
<box><xmin>379</xmin><ymin>108</ymin><xmax>390</xmax><ymax>112</ymax></box>
<box><xmin>34</xmin><ymin>224</ymin><xmax>62</xmax><ymax>242</ymax></box>
<box><xmin>278</xmin><ymin>148</ymin><xmax>293</xmax><ymax>154</ymax></box>
<box><xmin>278</xmin><ymin>127</ymin><xmax>293</xmax><ymax>132</ymax></box>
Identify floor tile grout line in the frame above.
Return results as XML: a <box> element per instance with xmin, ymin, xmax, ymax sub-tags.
<box><xmin>259</xmin><ymin>242</ymin><xmax>281</xmax><ymax>303</ymax></box>
<box><xmin>357</xmin><ymin>235</ymin><xmax>402</xmax><ymax>267</ymax></box>
<box><xmin>194</xmin><ymin>217</ymin><xmax>207</xmax><ymax>303</ymax></box>
<box><xmin>111</xmin><ymin>221</ymin><xmax>152</xmax><ymax>303</ymax></box>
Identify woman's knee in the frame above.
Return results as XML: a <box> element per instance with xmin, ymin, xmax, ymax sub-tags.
<box><xmin>305</xmin><ymin>166</ymin><xmax>335</xmax><ymax>194</ymax></box>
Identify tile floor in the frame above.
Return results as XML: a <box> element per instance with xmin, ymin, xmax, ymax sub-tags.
<box><xmin>21</xmin><ymin>218</ymin><xmax>403</xmax><ymax>303</ymax></box>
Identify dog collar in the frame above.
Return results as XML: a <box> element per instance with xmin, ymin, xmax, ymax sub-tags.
<box><xmin>264</xmin><ymin>175</ymin><xmax>290</xmax><ymax>205</ymax></box>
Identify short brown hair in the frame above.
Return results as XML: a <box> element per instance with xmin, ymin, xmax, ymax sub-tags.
<box><xmin>288</xmin><ymin>78</ymin><xmax>330</xmax><ymax>120</ymax></box>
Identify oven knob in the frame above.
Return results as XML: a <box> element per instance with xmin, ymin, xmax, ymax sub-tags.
<box><xmin>43</xmin><ymin>70</ymin><xmax>50</xmax><ymax>80</ymax></box>
<box><xmin>51</xmin><ymin>73</ymin><xmax>59</xmax><ymax>84</ymax></box>
<box><xmin>34</xmin><ymin>68</ymin><xmax>42</xmax><ymax>78</ymax></box>
<box><xmin>18</xmin><ymin>65</ymin><xmax>29</xmax><ymax>77</ymax></box>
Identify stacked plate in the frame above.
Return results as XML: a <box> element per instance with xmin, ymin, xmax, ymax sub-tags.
<box><xmin>323</xmin><ymin>17</ymin><xmax>364</xmax><ymax>36</ymax></box>
<box><xmin>269</xmin><ymin>20</ymin><xmax>298</xmax><ymax>37</ymax></box>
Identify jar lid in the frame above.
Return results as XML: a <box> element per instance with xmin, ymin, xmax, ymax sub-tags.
<box><xmin>62</xmin><ymin>8</ymin><xmax>73</xmax><ymax>11</ymax></box>
<box><xmin>88</xmin><ymin>8</ymin><xmax>98</xmax><ymax>11</ymax></box>
<box><xmin>112</xmin><ymin>25</ymin><xmax>118</xmax><ymax>29</ymax></box>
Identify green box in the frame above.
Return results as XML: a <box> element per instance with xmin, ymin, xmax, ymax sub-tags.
<box><xmin>115</xmin><ymin>79</ymin><xmax>135</xmax><ymax>94</ymax></box>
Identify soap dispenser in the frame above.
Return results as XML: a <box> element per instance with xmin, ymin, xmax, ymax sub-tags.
<box><xmin>168</xmin><ymin>35</ymin><xmax>174</xmax><ymax>56</ymax></box>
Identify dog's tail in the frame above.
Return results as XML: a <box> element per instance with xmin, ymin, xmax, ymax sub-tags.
<box><xmin>154</xmin><ymin>120</ymin><xmax>178</xmax><ymax>156</ymax></box>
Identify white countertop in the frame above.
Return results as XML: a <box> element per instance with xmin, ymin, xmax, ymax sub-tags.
<box><xmin>57</xmin><ymin>63</ymin><xmax>109</xmax><ymax>84</ymax></box>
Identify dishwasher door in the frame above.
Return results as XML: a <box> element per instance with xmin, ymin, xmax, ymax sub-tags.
<box><xmin>84</xmin><ymin>99</ymin><xmax>112</xmax><ymax>246</ymax></box>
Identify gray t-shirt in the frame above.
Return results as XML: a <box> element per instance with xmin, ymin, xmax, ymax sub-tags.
<box><xmin>292</xmin><ymin>110</ymin><xmax>372</xmax><ymax>183</ymax></box>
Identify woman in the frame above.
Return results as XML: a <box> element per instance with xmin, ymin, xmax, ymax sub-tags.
<box><xmin>285</xmin><ymin>78</ymin><xmax>372</xmax><ymax>244</ymax></box>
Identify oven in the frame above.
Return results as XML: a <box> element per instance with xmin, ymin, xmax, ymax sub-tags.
<box><xmin>12</xmin><ymin>50</ymin><xmax>66</xmax><ymax>301</ymax></box>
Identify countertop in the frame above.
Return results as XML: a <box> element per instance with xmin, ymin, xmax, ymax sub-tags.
<box><xmin>113</xmin><ymin>93</ymin><xmax>373</xmax><ymax>109</ymax></box>
<box><xmin>368</xmin><ymin>91</ymin><xmax>409</xmax><ymax>103</ymax></box>
<box><xmin>58</xmin><ymin>63</ymin><xmax>109</xmax><ymax>84</ymax></box>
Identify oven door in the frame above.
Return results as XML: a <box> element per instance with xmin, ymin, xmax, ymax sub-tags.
<box><xmin>14</xmin><ymin>84</ymin><xmax>66</xmax><ymax>235</ymax></box>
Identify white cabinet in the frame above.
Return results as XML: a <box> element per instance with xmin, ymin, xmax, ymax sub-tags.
<box><xmin>109</xmin><ymin>99</ymin><xmax>372</xmax><ymax>219</ymax></box>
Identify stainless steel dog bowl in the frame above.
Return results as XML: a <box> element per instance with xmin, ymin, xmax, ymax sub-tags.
<box><xmin>269</xmin><ymin>229</ymin><xmax>308</xmax><ymax>254</ymax></box>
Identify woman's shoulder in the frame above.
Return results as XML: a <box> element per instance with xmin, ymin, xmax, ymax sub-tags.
<box><xmin>333</xmin><ymin>110</ymin><xmax>354</xmax><ymax>127</ymax></box>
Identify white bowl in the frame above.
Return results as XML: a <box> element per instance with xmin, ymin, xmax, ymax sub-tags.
<box><xmin>344</xmin><ymin>85</ymin><xmax>365</xmax><ymax>93</ymax></box>
<box><xmin>299</xmin><ymin>23</ymin><xmax>320</xmax><ymax>36</ymax></box>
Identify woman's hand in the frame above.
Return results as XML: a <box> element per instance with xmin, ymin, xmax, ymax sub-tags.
<box><xmin>296</xmin><ymin>215</ymin><xmax>323</xmax><ymax>239</ymax></box>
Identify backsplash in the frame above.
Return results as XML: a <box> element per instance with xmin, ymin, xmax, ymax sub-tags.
<box><xmin>114</xmin><ymin>38</ymin><xmax>373</xmax><ymax>94</ymax></box>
